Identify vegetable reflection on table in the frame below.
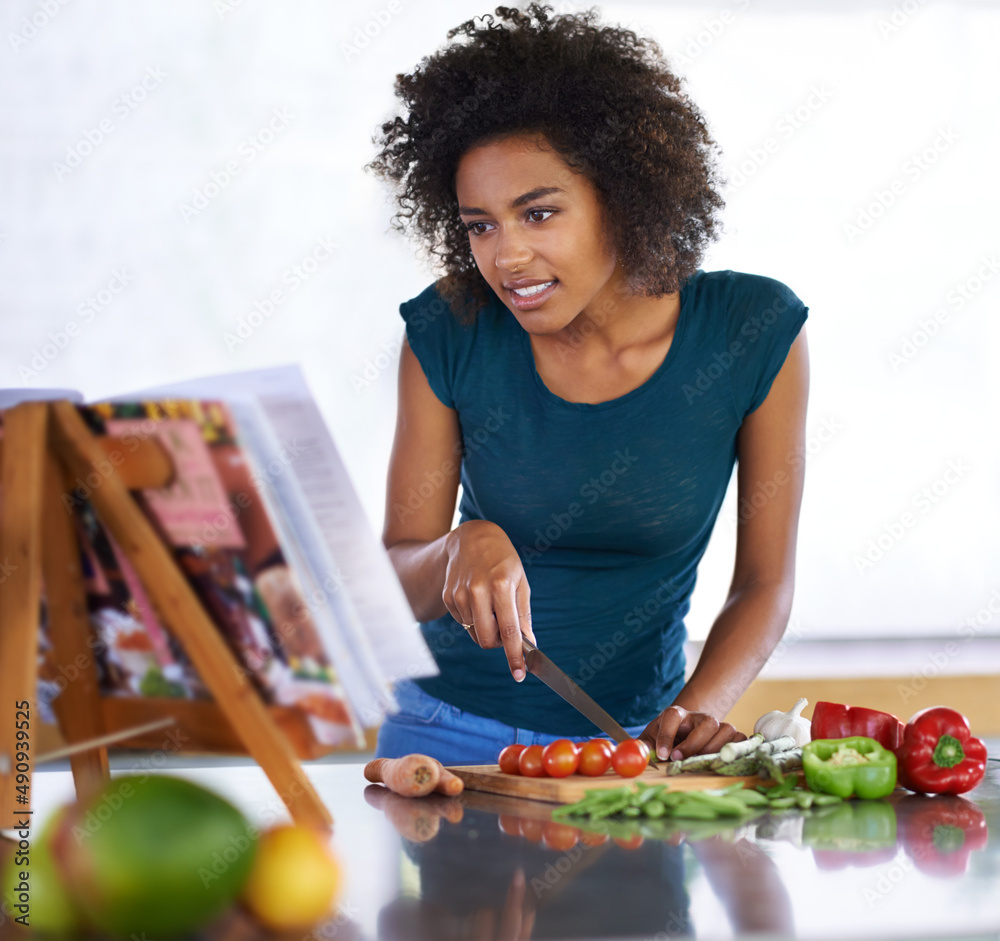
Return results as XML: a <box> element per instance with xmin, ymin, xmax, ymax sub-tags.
<box><xmin>802</xmin><ymin>799</ymin><xmax>898</xmax><ymax>870</ymax></box>
<box><xmin>366</xmin><ymin>786</ymin><xmax>794</xmax><ymax>940</ymax></box>
<box><xmin>895</xmin><ymin>794</ymin><xmax>989</xmax><ymax>878</ymax></box>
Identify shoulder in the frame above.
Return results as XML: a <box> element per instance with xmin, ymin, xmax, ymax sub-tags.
<box><xmin>685</xmin><ymin>269</ymin><xmax>806</xmax><ymax>317</ymax></box>
<box><xmin>399</xmin><ymin>280</ymin><xmax>507</xmax><ymax>410</ymax></box>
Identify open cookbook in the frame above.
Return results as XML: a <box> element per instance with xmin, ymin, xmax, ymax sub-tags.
<box><xmin>0</xmin><ymin>366</ymin><xmax>437</xmax><ymax>750</ymax></box>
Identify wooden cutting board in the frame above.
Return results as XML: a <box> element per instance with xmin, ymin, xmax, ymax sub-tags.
<box><xmin>446</xmin><ymin>763</ymin><xmax>760</xmax><ymax>804</ymax></box>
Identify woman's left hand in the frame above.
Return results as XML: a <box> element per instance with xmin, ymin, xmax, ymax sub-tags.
<box><xmin>639</xmin><ymin>705</ymin><xmax>746</xmax><ymax>762</ymax></box>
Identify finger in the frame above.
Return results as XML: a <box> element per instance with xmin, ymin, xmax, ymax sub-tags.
<box><xmin>515</xmin><ymin>577</ymin><xmax>534</xmax><ymax>646</ymax></box>
<box><xmin>670</xmin><ymin>715</ymin><xmax>721</xmax><ymax>760</ymax></box>
<box><xmin>496</xmin><ymin>585</ymin><xmax>528</xmax><ymax>682</ymax></box>
<box><xmin>470</xmin><ymin>582</ymin><xmax>500</xmax><ymax>649</ymax></box>
<box><xmin>637</xmin><ymin>715</ymin><xmax>660</xmax><ymax>756</ymax></box>
<box><xmin>697</xmin><ymin>723</ymin><xmax>745</xmax><ymax>757</ymax></box>
<box><xmin>654</xmin><ymin>706</ymin><xmax>686</xmax><ymax>761</ymax></box>
<box><xmin>497</xmin><ymin>868</ymin><xmax>526</xmax><ymax>941</ymax></box>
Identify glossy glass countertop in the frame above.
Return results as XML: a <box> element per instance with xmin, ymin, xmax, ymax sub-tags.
<box><xmin>22</xmin><ymin>757</ymin><xmax>1000</xmax><ymax>941</ymax></box>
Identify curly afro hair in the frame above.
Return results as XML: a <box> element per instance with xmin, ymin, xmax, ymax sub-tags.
<box><xmin>367</xmin><ymin>3</ymin><xmax>724</xmax><ymax>320</ymax></box>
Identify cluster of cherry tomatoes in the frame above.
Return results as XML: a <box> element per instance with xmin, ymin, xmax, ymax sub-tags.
<box><xmin>498</xmin><ymin>738</ymin><xmax>651</xmax><ymax>778</ymax></box>
<box><xmin>498</xmin><ymin>815</ymin><xmax>644</xmax><ymax>851</ymax></box>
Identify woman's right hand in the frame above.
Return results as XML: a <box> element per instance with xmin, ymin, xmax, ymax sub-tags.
<box><xmin>443</xmin><ymin>520</ymin><xmax>536</xmax><ymax>681</ymax></box>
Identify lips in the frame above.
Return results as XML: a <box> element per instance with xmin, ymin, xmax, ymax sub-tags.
<box><xmin>505</xmin><ymin>279</ymin><xmax>558</xmax><ymax>311</ymax></box>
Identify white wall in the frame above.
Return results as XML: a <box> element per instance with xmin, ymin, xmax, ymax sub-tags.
<box><xmin>1</xmin><ymin>0</ymin><xmax>997</xmax><ymax>640</ymax></box>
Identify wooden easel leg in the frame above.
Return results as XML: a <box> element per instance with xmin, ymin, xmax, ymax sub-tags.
<box><xmin>0</xmin><ymin>403</ymin><xmax>48</xmax><ymax>831</ymax></box>
<box><xmin>42</xmin><ymin>450</ymin><xmax>109</xmax><ymax>802</ymax></box>
<box><xmin>48</xmin><ymin>401</ymin><xmax>333</xmax><ymax>830</ymax></box>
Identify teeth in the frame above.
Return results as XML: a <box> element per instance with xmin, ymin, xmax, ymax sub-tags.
<box><xmin>512</xmin><ymin>281</ymin><xmax>554</xmax><ymax>297</ymax></box>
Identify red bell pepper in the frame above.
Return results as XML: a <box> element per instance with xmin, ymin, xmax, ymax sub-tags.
<box><xmin>896</xmin><ymin>706</ymin><xmax>987</xmax><ymax>795</ymax></box>
<box><xmin>810</xmin><ymin>701</ymin><xmax>905</xmax><ymax>751</ymax></box>
<box><xmin>897</xmin><ymin>794</ymin><xmax>988</xmax><ymax>877</ymax></box>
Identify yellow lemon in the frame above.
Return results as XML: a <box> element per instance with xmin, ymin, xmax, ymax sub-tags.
<box><xmin>241</xmin><ymin>825</ymin><xmax>341</xmax><ymax>932</ymax></box>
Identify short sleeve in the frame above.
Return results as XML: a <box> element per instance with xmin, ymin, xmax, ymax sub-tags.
<box><xmin>399</xmin><ymin>282</ymin><xmax>477</xmax><ymax>410</ymax></box>
<box><xmin>724</xmin><ymin>273</ymin><xmax>808</xmax><ymax>419</ymax></box>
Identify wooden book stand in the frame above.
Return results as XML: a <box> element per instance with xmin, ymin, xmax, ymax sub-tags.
<box><xmin>0</xmin><ymin>400</ymin><xmax>333</xmax><ymax>830</ymax></box>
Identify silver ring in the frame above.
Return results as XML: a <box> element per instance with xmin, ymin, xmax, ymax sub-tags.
<box><xmin>461</xmin><ymin>622</ymin><xmax>475</xmax><ymax>631</ymax></box>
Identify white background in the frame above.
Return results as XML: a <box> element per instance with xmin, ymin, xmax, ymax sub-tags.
<box><xmin>1</xmin><ymin>0</ymin><xmax>998</xmax><ymax>641</ymax></box>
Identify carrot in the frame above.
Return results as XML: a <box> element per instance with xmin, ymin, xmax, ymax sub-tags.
<box><xmin>364</xmin><ymin>754</ymin><xmax>440</xmax><ymax>797</ymax></box>
<box><xmin>433</xmin><ymin>762</ymin><xmax>465</xmax><ymax>797</ymax></box>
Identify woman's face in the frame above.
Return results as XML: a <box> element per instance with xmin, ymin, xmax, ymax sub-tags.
<box><xmin>455</xmin><ymin>133</ymin><xmax>622</xmax><ymax>335</ymax></box>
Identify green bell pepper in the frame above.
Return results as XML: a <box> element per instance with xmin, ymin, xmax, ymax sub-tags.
<box><xmin>802</xmin><ymin>799</ymin><xmax>897</xmax><ymax>852</ymax></box>
<box><xmin>802</xmin><ymin>736</ymin><xmax>897</xmax><ymax>799</ymax></box>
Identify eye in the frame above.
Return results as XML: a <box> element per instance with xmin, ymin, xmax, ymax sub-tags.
<box><xmin>526</xmin><ymin>208</ymin><xmax>555</xmax><ymax>223</ymax></box>
<box><xmin>464</xmin><ymin>221</ymin><xmax>493</xmax><ymax>236</ymax></box>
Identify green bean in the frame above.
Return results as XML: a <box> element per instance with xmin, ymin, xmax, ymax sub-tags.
<box><xmin>672</xmin><ymin>800</ymin><xmax>720</xmax><ymax>819</ymax></box>
<box><xmin>811</xmin><ymin>793</ymin><xmax>843</xmax><ymax>806</ymax></box>
<box><xmin>643</xmin><ymin>799</ymin><xmax>667</xmax><ymax>818</ymax></box>
<box><xmin>768</xmin><ymin>796</ymin><xmax>796</xmax><ymax>809</ymax></box>
<box><xmin>683</xmin><ymin>792</ymin><xmax>752</xmax><ymax>817</ymax></box>
<box><xmin>730</xmin><ymin>788</ymin><xmax>770</xmax><ymax>807</ymax></box>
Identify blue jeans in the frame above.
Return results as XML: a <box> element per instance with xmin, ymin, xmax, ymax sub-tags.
<box><xmin>375</xmin><ymin>679</ymin><xmax>647</xmax><ymax>765</ymax></box>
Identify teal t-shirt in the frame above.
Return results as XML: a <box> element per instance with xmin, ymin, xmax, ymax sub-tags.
<box><xmin>399</xmin><ymin>269</ymin><xmax>808</xmax><ymax>735</ymax></box>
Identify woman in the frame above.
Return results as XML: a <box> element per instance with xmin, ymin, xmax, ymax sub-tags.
<box><xmin>368</xmin><ymin>4</ymin><xmax>809</xmax><ymax>765</ymax></box>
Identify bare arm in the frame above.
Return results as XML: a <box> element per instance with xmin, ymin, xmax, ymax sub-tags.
<box><xmin>642</xmin><ymin>327</ymin><xmax>810</xmax><ymax>759</ymax></box>
<box><xmin>383</xmin><ymin>337</ymin><xmax>534</xmax><ymax>679</ymax></box>
<box><xmin>382</xmin><ymin>337</ymin><xmax>463</xmax><ymax>622</ymax></box>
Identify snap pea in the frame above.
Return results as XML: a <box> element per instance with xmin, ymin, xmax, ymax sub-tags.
<box><xmin>623</xmin><ymin>805</ymin><xmax>642</xmax><ymax>817</ymax></box>
<box><xmin>768</xmin><ymin>796</ymin><xmax>796</xmax><ymax>809</ymax></box>
<box><xmin>811</xmin><ymin>793</ymin><xmax>843</xmax><ymax>806</ymax></box>
<box><xmin>730</xmin><ymin>788</ymin><xmax>770</xmax><ymax>807</ymax></box>
<box><xmin>672</xmin><ymin>800</ymin><xmax>720</xmax><ymax>819</ymax></box>
<box><xmin>643</xmin><ymin>799</ymin><xmax>667</xmax><ymax>818</ymax></box>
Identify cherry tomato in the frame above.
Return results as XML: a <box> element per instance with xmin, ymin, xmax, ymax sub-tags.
<box><xmin>578</xmin><ymin>739</ymin><xmax>613</xmax><ymax>777</ymax></box>
<box><xmin>498</xmin><ymin>743</ymin><xmax>527</xmax><ymax>775</ymax></box>
<box><xmin>612</xmin><ymin>739</ymin><xmax>648</xmax><ymax>778</ymax></box>
<box><xmin>519</xmin><ymin>817</ymin><xmax>545</xmax><ymax>842</ymax></box>
<box><xmin>542</xmin><ymin>821</ymin><xmax>580</xmax><ymax>851</ymax></box>
<box><xmin>592</xmin><ymin>739</ymin><xmax>615</xmax><ymax>757</ymax></box>
<box><xmin>498</xmin><ymin>815</ymin><xmax>522</xmax><ymax>837</ymax></box>
<box><xmin>541</xmin><ymin>739</ymin><xmax>580</xmax><ymax>778</ymax></box>
<box><xmin>518</xmin><ymin>744</ymin><xmax>546</xmax><ymax>777</ymax></box>
<box><xmin>579</xmin><ymin>829</ymin><xmax>610</xmax><ymax>846</ymax></box>
<box><xmin>613</xmin><ymin>833</ymin><xmax>644</xmax><ymax>850</ymax></box>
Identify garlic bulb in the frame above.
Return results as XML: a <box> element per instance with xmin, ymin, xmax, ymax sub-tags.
<box><xmin>753</xmin><ymin>698</ymin><xmax>811</xmax><ymax>745</ymax></box>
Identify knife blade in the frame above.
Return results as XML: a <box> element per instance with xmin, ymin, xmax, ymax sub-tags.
<box><xmin>521</xmin><ymin>637</ymin><xmax>655</xmax><ymax>763</ymax></box>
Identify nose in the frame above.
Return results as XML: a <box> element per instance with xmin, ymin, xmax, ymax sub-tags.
<box><xmin>493</xmin><ymin>225</ymin><xmax>532</xmax><ymax>274</ymax></box>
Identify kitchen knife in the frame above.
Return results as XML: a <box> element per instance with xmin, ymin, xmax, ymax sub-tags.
<box><xmin>521</xmin><ymin>636</ymin><xmax>656</xmax><ymax>764</ymax></box>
